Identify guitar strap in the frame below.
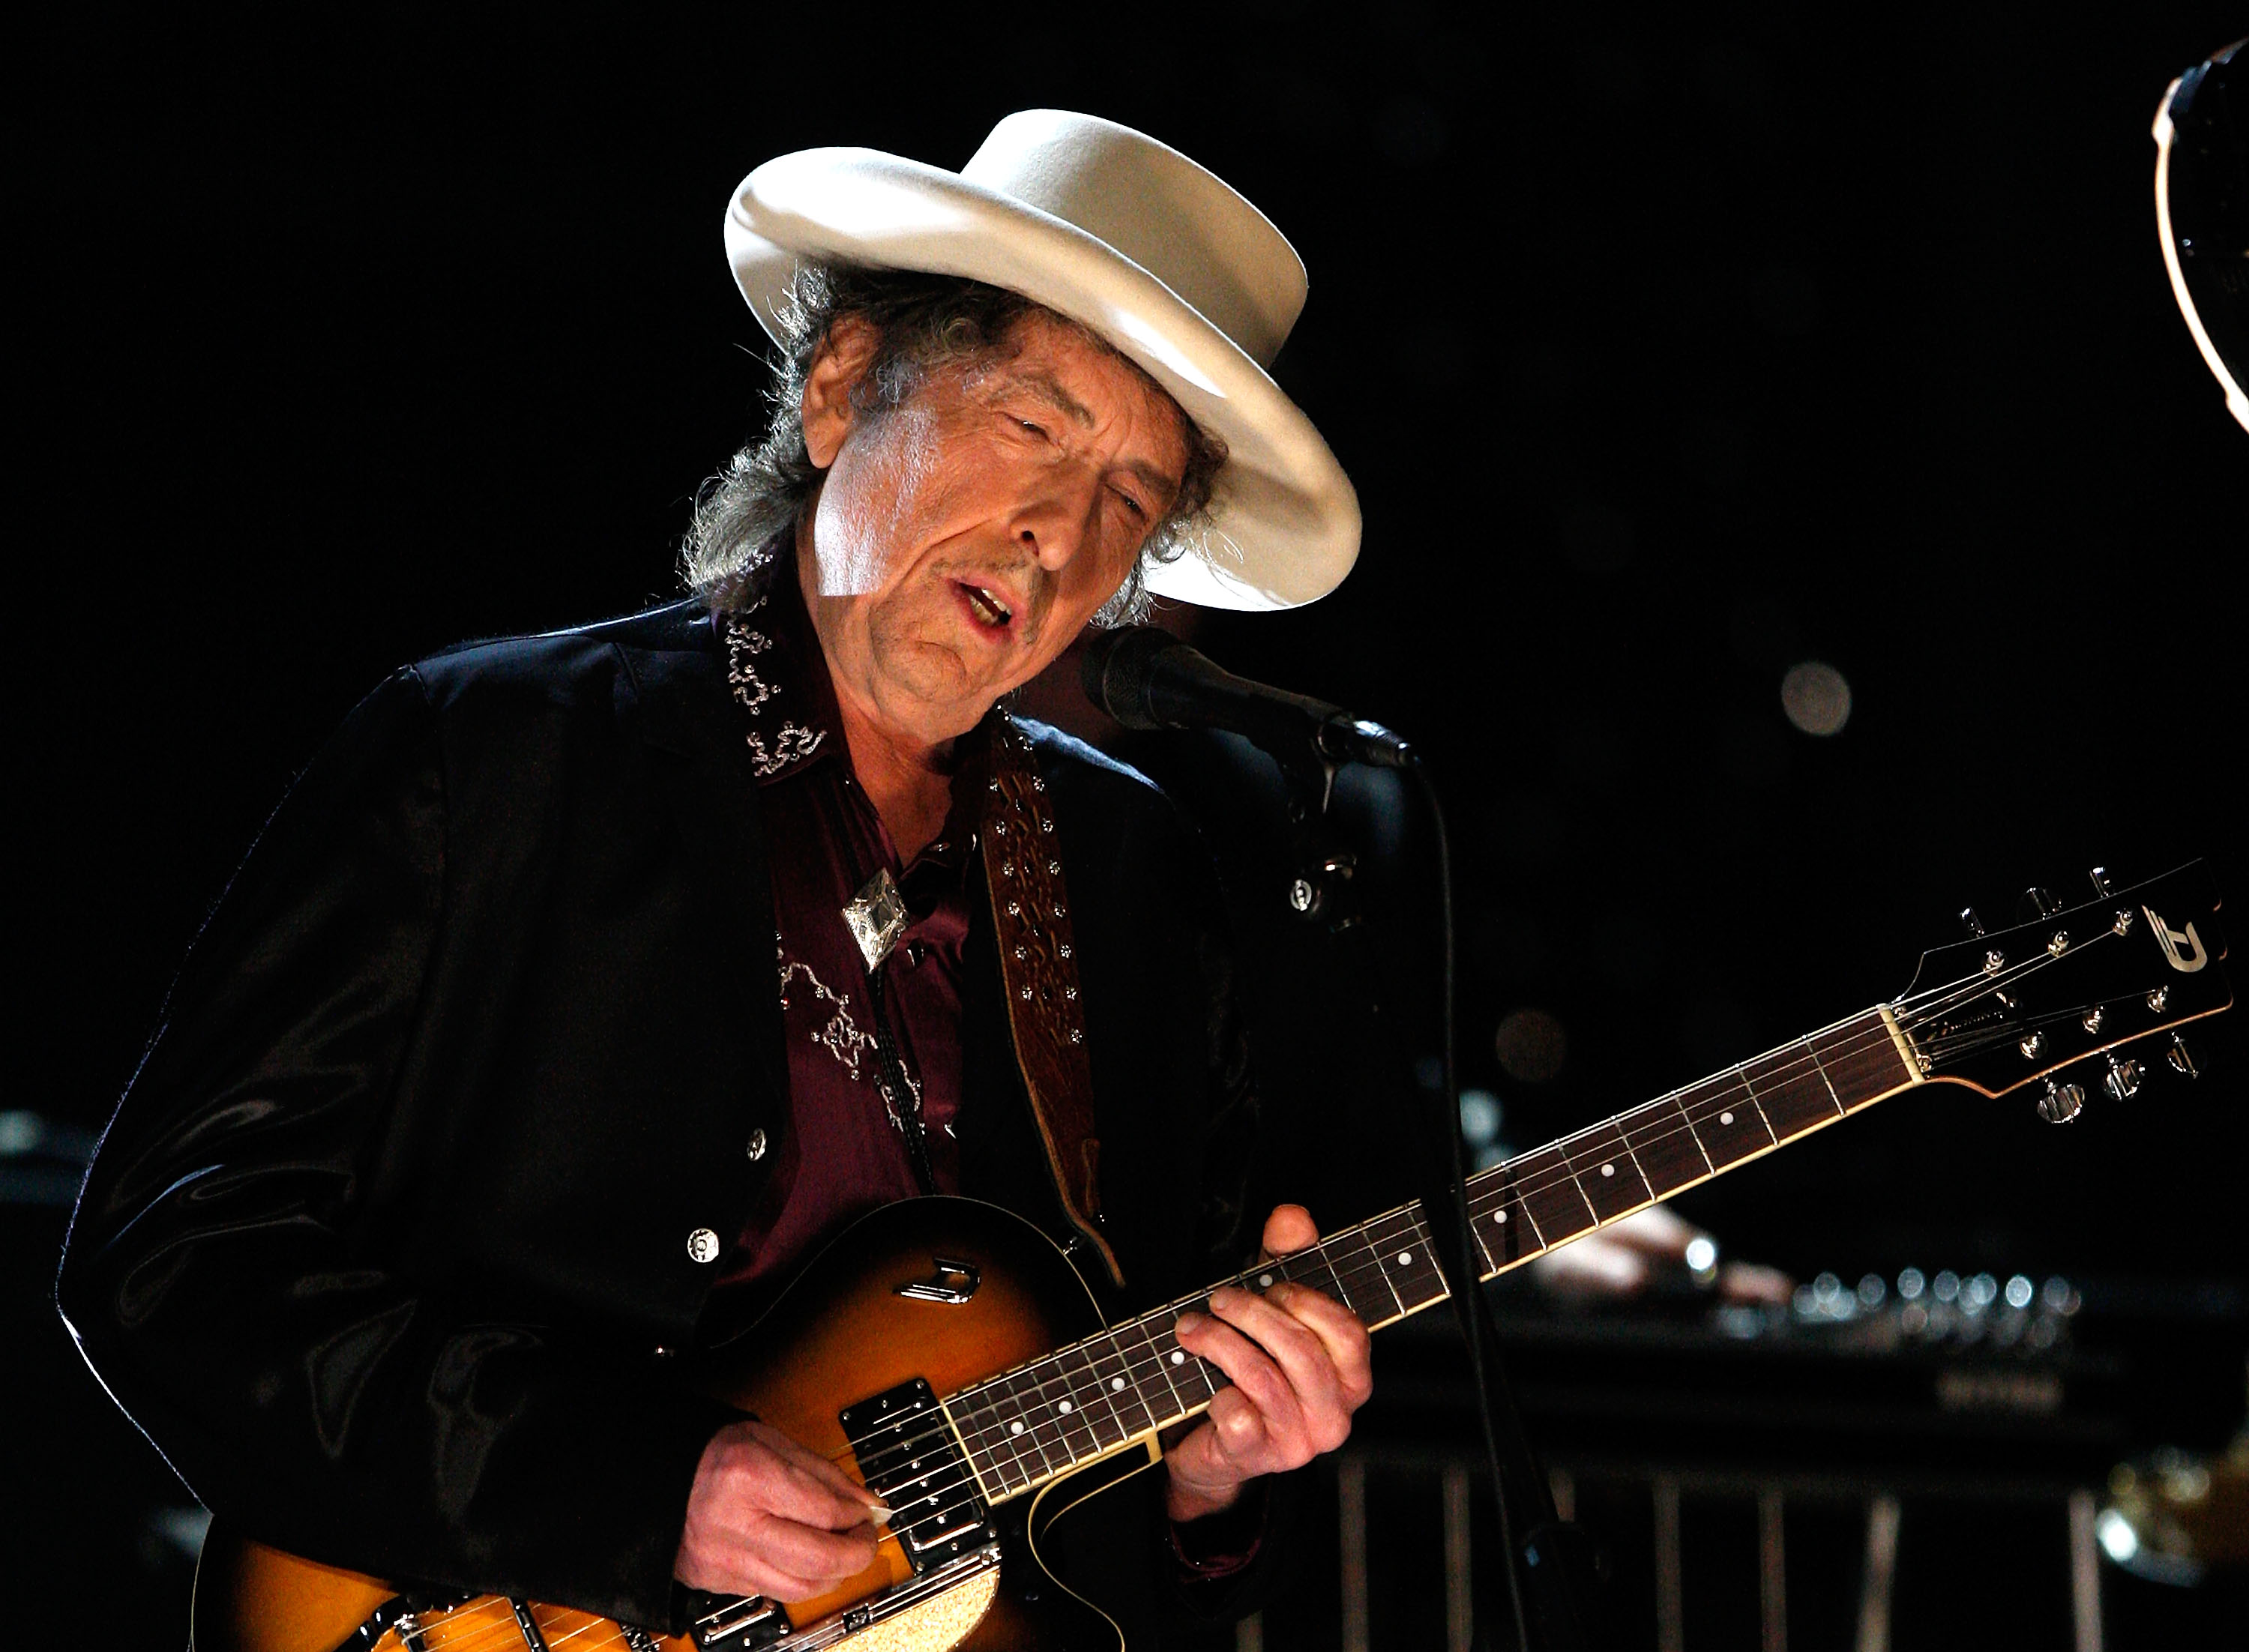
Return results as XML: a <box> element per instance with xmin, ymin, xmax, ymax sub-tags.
<box><xmin>980</xmin><ymin>715</ymin><xmax>1125</xmax><ymax>1289</ymax></box>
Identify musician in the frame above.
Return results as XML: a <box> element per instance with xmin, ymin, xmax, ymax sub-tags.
<box><xmin>58</xmin><ymin>113</ymin><xmax>1374</xmax><ymax>1639</ymax></box>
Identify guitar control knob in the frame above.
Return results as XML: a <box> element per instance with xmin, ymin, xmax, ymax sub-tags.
<box><xmin>2021</xmin><ymin>887</ymin><xmax>2059</xmax><ymax>920</ymax></box>
<box><xmin>2089</xmin><ymin>866</ymin><xmax>2117</xmax><ymax>897</ymax></box>
<box><xmin>1960</xmin><ymin>907</ymin><xmax>1987</xmax><ymax>938</ymax></box>
<box><xmin>2103</xmin><ymin>1054</ymin><xmax>2143</xmax><ymax>1101</ymax></box>
<box><xmin>2168</xmin><ymin>1034</ymin><xmax>2200</xmax><ymax>1079</ymax></box>
<box><xmin>2037</xmin><ymin>1079</ymin><xmax>2086</xmax><ymax>1124</ymax></box>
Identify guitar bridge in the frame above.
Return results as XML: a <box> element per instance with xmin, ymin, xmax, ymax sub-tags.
<box><xmin>840</xmin><ymin>1378</ymin><xmax>993</xmax><ymax>1575</ymax></box>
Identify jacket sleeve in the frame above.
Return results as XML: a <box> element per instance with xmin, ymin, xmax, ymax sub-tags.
<box><xmin>55</xmin><ymin>668</ymin><xmax>738</xmax><ymax>1628</ymax></box>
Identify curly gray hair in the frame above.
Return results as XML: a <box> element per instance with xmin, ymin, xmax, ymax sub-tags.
<box><xmin>681</xmin><ymin>263</ymin><xmax>1227</xmax><ymax>626</ymax></box>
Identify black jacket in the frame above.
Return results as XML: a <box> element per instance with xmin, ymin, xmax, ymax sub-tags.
<box><xmin>57</xmin><ymin>600</ymin><xmax>1262</xmax><ymax>1628</ymax></box>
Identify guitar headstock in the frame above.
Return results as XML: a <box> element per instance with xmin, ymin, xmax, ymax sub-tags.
<box><xmin>1896</xmin><ymin>862</ymin><xmax>2230</xmax><ymax>1112</ymax></box>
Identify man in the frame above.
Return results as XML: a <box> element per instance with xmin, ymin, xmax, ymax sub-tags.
<box><xmin>60</xmin><ymin>112</ymin><xmax>1370</xmax><ymax>1638</ymax></box>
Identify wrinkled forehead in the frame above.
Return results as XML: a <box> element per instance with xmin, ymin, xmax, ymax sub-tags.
<box><xmin>962</xmin><ymin>307</ymin><xmax>1193</xmax><ymax>448</ymax></box>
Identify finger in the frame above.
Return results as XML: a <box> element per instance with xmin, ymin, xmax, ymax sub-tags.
<box><xmin>1258</xmin><ymin>1203</ymin><xmax>1319</xmax><ymax>1261</ymax></box>
<box><xmin>761</xmin><ymin>1460</ymin><xmax>891</xmax><ymax>1534</ymax></box>
<box><xmin>753</xmin><ymin>1423</ymin><xmax>894</xmax><ymax>1519</ymax></box>
<box><xmin>1176</xmin><ymin>1307</ymin><xmax>1311</xmax><ymax>1451</ymax></box>
<box><xmin>1199</xmin><ymin>1384</ymin><xmax>1273</xmax><ymax>1468</ymax></box>
<box><xmin>1259</xmin><ymin>1283</ymin><xmax>1375</xmax><ymax>1402</ymax></box>
<box><xmin>743</xmin><ymin>1511</ymin><xmax>882</xmax><ymax>1584</ymax></box>
<box><xmin>1202</xmin><ymin>1287</ymin><xmax>1361</xmax><ymax>1444</ymax></box>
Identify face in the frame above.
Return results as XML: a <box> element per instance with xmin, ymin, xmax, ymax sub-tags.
<box><xmin>797</xmin><ymin>310</ymin><xmax>1190</xmax><ymax>752</ymax></box>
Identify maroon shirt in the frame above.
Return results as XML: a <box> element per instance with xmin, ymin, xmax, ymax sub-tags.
<box><xmin>709</xmin><ymin>568</ymin><xmax>983</xmax><ymax>1317</ymax></box>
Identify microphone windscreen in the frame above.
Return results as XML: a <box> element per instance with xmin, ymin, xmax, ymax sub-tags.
<box><xmin>1078</xmin><ymin>627</ymin><xmax>1177</xmax><ymax>729</ymax></box>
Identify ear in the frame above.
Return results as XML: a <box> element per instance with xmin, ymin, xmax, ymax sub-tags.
<box><xmin>800</xmin><ymin>314</ymin><xmax>883</xmax><ymax>470</ymax></box>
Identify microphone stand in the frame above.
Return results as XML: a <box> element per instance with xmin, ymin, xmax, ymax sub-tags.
<box><xmin>1269</xmin><ymin>738</ymin><xmax>1601</xmax><ymax>1652</ymax></box>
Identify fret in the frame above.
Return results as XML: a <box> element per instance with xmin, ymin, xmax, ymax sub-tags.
<box><xmin>1089</xmin><ymin>1327</ymin><xmax>1163</xmax><ymax>1440</ymax></box>
<box><xmin>939</xmin><ymin>1001</ymin><xmax>1932</xmax><ymax>1510</ymax></box>
<box><xmin>1144</xmin><ymin>1330</ymin><xmax>1217</xmax><ymax>1408</ymax></box>
<box><xmin>1019</xmin><ymin>1357</ymin><xmax>1103</xmax><ymax>1462</ymax></box>
<box><xmin>1125</xmin><ymin>1312</ymin><xmax>1191</xmax><ymax>1424</ymax></box>
<box><xmin>1508</xmin><ymin>1142</ymin><xmax>1599</xmax><ymax>1246</ymax></box>
<box><xmin>1362</xmin><ymin>1208</ymin><xmax>1447</xmax><ymax>1318</ymax></box>
<box><xmin>1056</xmin><ymin>1342</ymin><xmax>1129</xmax><ymax>1452</ymax></box>
<box><xmin>1680</xmin><ymin>1070</ymin><xmax>1774</xmax><ymax>1169</ymax></box>
<box><xmin>1565</xmin><ymin>1118</ymin><xmax>1654</xmax><ymax>1222</ymax></box>
<box><xmin>991</xmin><ymin>1369</ymin><xmax>1068</xmax><ymax>1480</ymax></box>
<box><xmin>1326</xmin><ymin>1220</ymin><xmax>1408</xmax><ymax>1322</ymax></box>
<box><xmin>1465</xmin><ymin>1175</ymin><xmax>1546</xmax><ymax>1270</ymax></box>
<box><xmin>1810</xmin><ymin>1011</ymin><xmax>1913</xmax><ymax>1110</ymax></box>
<box><xmin>1742</xmin><ymin>1042</ymin><xmax>1843</xmax><ymax>1139</ymax></box>
<box><xmin>1271</xmin><ymin>1241</ymin><xmax>1342</xmax><ymax>1303</ymax></box>
<box><xmin>1621</xmin><ymin>1097</ymin><xmax>1710</xmax><ymax>1197</ymax></box>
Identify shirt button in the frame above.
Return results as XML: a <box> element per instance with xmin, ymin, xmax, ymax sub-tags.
<box><xmin>686</xmin><ymin>1228</ymin><xmax>721</xmax><ymax>1264</ymax></box>
<box><xmin>746</xmin><ymin>1128</ymin><xmax>768</xmax><ymax>1162</ymax></box>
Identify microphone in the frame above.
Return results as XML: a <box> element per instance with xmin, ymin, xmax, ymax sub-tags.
<box><xmin>1080</xmin><ymin>627</ymin><xmax>1411</xmax><ymax>770</ymax></box>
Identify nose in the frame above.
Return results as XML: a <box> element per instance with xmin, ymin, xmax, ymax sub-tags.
<box><xmin>1009</xmin><ymin>467</ymin><xmax>1104</xmax><ymax>573</ymax></box>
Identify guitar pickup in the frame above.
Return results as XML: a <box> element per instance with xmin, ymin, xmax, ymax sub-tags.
<box><xmin>840</xmin><ymin>1377</ymin><xmax>993</xmax><ymax>1575</ymax></box>
<box><xmin>683</xmin><ymin>1592</ymin><xmax>792</xmax><ymax>1650</ymax></box>
<box><xmin>904</xmin><ymin>1516</ymin><xmax>987</xmax><ymax>1554</ymax></box>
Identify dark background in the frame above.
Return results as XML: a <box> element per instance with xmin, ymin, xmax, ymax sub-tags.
<box><xmin>10</xmin><ymin>3</ymin><xmax>2243</xmax><ymax>1643</ymax></box>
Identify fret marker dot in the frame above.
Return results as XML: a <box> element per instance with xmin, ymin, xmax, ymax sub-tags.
<box><xmin>1720</xmin><ymin>1111</ymin><xmax>1735</xmax><ymax>1125</ymax></box>
<box><xmin>1170</xmin><ymin>1351</ymin><xmax>1185</xmax><ymax>1366</ymax></box>
<box><xmin>1494</xmin><ymin>1211</ymin><xmax>1508</xmax><ymax>1223</ymax></box>
<box><xmin>1010</xmin><ymin>1421</ymin><xmax>1024</xmax><ymax>1435</ymax></box>
<box><xmin>1397</xmin><ymin>1250</ymin><xmax>1413</xmax><ymax>1266</ymax></box>
<box><xmin>1111</xmin><ymin>1378</ymin><xmax>1126</xmax><ymax>1391</ymax></box>
<box><xmin>1258</xmin><ymin>1273</ymin><xmax>1274</xmax><ymax>1288</ymax></box>
<box><xmin>1057</xmin><ymin>1401</ymin><xmax>1073</xmax><ymax>1414</ymax></box>
<box><xmin>1601</xmin><ymin>1163</ymin><xmax>1615</xmax><ymax>1177</ymax></box>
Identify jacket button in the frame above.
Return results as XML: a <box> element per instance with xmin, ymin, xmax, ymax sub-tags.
<box><xmin>746</xmin><ymin>1128</ymin><xmax>768</xmax><ymax>1162</ymax></box>
<box><xmin>686</xmin><ymin>1227</ymin><xmax>721</xmax><ymax>1264</ymax></box>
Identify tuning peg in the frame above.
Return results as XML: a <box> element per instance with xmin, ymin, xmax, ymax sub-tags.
<box><xmin>2103</xmin><ymin>1053</ymin><xmax>2144</xmax><ymax>1101</ymax></box>
<box><xmin>2168</xmin><ymin>1034</ymin><xmax>2200</xmax><ymax>1079</ymax></box>
<box><xmin>2037</xmin><ymin>1078</ymin><xmax>2086</xmax><ymax>1124</ymax></box>
<box><xmin>2089</xmin><ymin>866</ymin><xmax>2117</xmax><ymax>897</ymax></box>
<box><xmin>2020</xmin><ymin>887</ymin><xmax>2059</xmax><ymax>920</ymax></box>
<box><xmin>1960</xmin><ymin>907</ymin><xmax>1987</xmax><ymax>938</ymax></box>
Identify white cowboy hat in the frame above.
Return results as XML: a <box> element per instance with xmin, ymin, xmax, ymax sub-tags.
<box><xmin>724</xmin><ymin>109</ymin><xmax>1360</xmax><ymax>611</ymax></box>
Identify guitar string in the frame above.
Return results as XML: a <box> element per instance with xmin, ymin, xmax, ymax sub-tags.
<box><xmin>938</xmin><ymin>935</ymin><xmax>2139</xmax><ymax>1492</ymax></box>
<box><xmin>376</xmin><ymin>932</ymin><xmax>2159</xmax><ymax>1641</ymax></box>
<box><xmin>796</xmin><ymin>935</ymin><xmax>2128</xmax><ymax>1501</ymax></box>
<box><xmin>837</xmin><ymin>949</ymin><xmax>2133</xmax><ymax>1510</ymax></box>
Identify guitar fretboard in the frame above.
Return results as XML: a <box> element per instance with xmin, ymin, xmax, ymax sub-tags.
<box><xmin>941</xmin><ymin>1005</ymin><xmax>1920</xmax><ymax>1504</ymax></box>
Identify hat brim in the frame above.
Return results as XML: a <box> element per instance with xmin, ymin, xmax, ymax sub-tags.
<box><xmin>726</xmin><ymin>148</ymin><xmax>1360</xmax><ymax>611</ymax></box>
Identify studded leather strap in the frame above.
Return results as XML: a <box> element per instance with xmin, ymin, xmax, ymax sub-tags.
<box><xmin>981</xmin><ymin>717</ymin><xmax>1124</xmax><ymax>1288</ymax></box>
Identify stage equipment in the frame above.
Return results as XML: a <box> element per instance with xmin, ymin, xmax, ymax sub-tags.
<box><xmin>2154</xmin><ymin>40</ymin><xmax>2248</xmax><ymax>432</ymax></box>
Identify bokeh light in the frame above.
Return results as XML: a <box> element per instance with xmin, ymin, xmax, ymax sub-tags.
<box><xmin>1780</xmin><ymin>660</ymin><xmax>1852</xmax><ymax>736</ymax></box>
<box><xmin>1493</xmin><ymin>1008</ymin><xmax>1568</xmax><ymax>1083</ymax></box>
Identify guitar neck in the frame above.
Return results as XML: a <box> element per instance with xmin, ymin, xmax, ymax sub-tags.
<box><xmin>942</xmin><ymin>1004</ymin><xmax>1924</xmax><ymax>1505</ymax></box>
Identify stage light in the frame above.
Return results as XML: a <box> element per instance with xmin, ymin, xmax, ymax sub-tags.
<box><xmin>2154</xmin><ymin>41</ymin><xmax>2248</xmax><ymax>432</ymax></box>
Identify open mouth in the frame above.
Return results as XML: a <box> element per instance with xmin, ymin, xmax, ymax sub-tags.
<box><xmin>958</xmin><ymin>582</ymin><xmax>1014</xmax><ymax>630</ymax></box>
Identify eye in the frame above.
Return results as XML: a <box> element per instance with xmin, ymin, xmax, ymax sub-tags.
<box><xmin>1110</xmin><ymin>487</ymin><xmax>1149</xmax><ymax>522</ymax></box>
<box><xmin>1016</xmin><ymin>417</ymin><xmax>1048</xmax><ymax>439</ymax></box>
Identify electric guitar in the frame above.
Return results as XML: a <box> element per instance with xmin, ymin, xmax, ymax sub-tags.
<box><xmin>190</xmin><ymin>863</ymin><xmax>2230</xmax><ymax>1651</ymax></box>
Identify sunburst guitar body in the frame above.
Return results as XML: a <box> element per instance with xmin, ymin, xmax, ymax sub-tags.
<box><xmin>192</xmin><ymin>1198</ymin><xmax>1151</xmax><ymax>1652</ymax></box>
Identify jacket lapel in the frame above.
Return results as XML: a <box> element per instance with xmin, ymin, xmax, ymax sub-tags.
<box><xmin>617</xmin><ymin>623</ymin><xmax>790</xmax><ymax>1123</ymax></box>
